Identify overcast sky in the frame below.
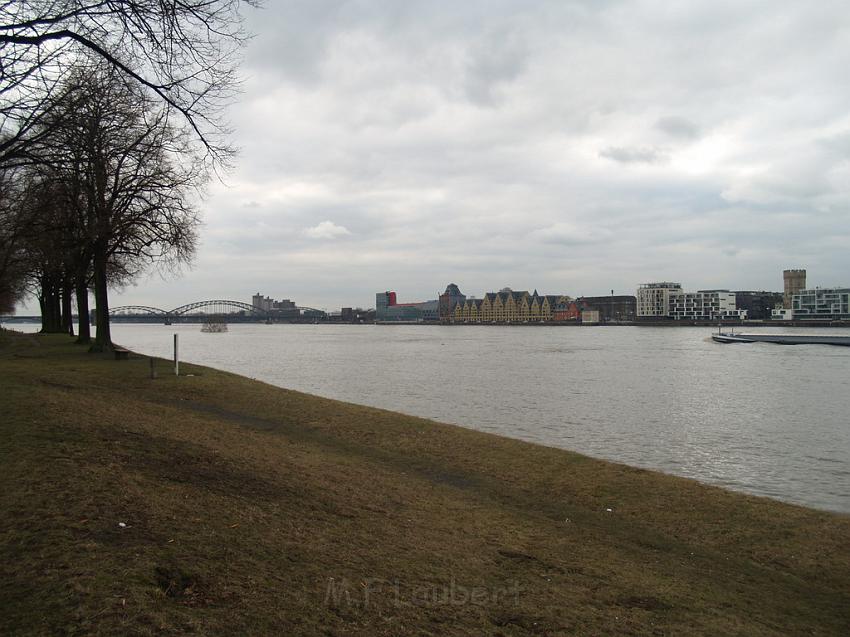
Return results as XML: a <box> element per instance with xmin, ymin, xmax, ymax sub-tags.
<box><xmin>111</xmin><ymin>0</ymin><xmax>850</xmax><ymax>312</ymax></box>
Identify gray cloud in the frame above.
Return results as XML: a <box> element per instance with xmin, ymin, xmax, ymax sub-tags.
<box><xmin>599</xmin><ymin>146</ymin><xmax>669</xmax><ymax>164</ymax></box>
<box><xmin>528</xmin><ymin>222</ymin><xmax>612</xmax><ymax>246</ymax></box>
<box><xmin>655</xmin><ymin>116</ymin><xmax>700</xmax><ymax>139</ymax></box>
<box><xmin>463</xmin><ymin>26</ymin><xmax>530</xmax><ymax>105</ymax></box>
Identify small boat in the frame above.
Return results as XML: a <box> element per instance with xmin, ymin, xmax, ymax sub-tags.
<box><xmin>712</xmin><ymin>329</ymin><xmax>850</xmax><ymax>346</ymax></box>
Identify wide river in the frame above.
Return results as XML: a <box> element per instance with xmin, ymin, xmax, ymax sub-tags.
<box><xmin>11</xmin><ymin>322</ymin><xmax>850</xmax><ymax>513</ymax></box>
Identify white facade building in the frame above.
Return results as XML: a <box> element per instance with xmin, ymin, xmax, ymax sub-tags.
<box><xmin>636</xmin><ymin>282</ymin><xmax>682</xmax><ymax>317</ymax></box>
<box><xmin>668</xmin><ymin>290</ymin><xmax>747</xmax><ymax>320</ymax></box>
<box><xmin>636</xmin><ymin>283</ymin><xmax>747</xmax><ymax>320</ymax></box>
<box><xmin>792</xmin><ymin>287</ymin><xmax>850</xmax><ymax>319</ymax></box>
<box><xmin>772</xmin><ymin>307</ymin><xmax>794</xmax><ymax>320</ymax></box>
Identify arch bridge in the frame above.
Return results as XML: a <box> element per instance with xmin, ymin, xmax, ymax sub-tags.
<box><xmin>169</xmin><ymin>300</ymin><xmax>269</xmax><ymax>317</ymax></box>
<box><xmin>110</xmin><ymin>305</ymin><xmax>169</xmax><ymax>316</ymax></box>
<box><xmin>109</xmin><ymin>300</ymin><xmax>326</xmax><ymax>322</ymax></box>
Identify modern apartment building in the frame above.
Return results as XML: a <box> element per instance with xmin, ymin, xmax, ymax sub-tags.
<box><xmin>792</xmin><ymin>287</ymin><xmax>850</xmax><ymax>319</ymax></box>
<box><xmin>668</xmin><ymin>290</ymin><xmax>747</xmax><ymax>320</ymax></box>
<box><xmin>637</xmin><ymin>283</ymin><xmax>746</xmax><ymax>320</ymax></box>
<box><xmin>735</xmin><ymin>291</ymin><xmax>783</xmax><ymax>320</ymax></box>
<box><xmin>636</xmin><ymin>282</ymin><xmax>682</xmax><ymax>317</ymax></box>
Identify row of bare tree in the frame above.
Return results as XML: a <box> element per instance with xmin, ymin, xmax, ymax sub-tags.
<box><xmin>0</xmin><ymin>1</ymin><xmax>257</xmax><ymax>350</ymax></box>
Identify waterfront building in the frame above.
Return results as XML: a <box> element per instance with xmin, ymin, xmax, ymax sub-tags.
<box><xmin>451</xmin><ymin>289</ymin><xmax>567</xmax><ymax>323</ymax></box>
<box><xmin>636</xmin><ymin>283</ymin><xmax>682</xmax><ymax>317</ymax></box>
<box><xmin>553</xmin><ymin>299</ymin><xmax>581</xmax><ymax>321</ymax></box>
<box><xmin>772</xmin><ymin>307</ymin><xmax>794</xmax><ymax>321</ymax></box>
<box><xmin>252</xmin><ymin>293</ymin><xmax>273</xmax><ymax>312</ymax></box>
<box><xmin>783</xmin><ymin>269</ymin><xmax>806</xmax><ymax>309</ymax></box>
<box><xmin>735</xmin><ymin>291</ymin><xmax>784</xmax><ymax>320</ymax></box>
<box><xmin>792</xmin><ymin>287</ymin><xmax>850</xmax><ymax>320</ymax></box>
<box><xmin>340</xmin><ymin>308</ymin><xmax>375</xmax><ymax>323</ymax></box>
<box><xmin>637</xmin><ymin>283</ymin><xmax>746</xmax><ymax>320</ymax></box>
<box><xmin>438</xmin><ymin>284</ymin><xmax>466</xmax><ymax>320</ymax></box>
<box><xmin>376</xmin><ymin>291</ymin><xmax>439</xmax><ymax>321</ymax></box>
<box><xmin>251</xmin><ymin>293</ymin><xmax>300</xmax><ymax>319</ymax></box>
<box><xmin>454</xmin><ymin>298</ymin><xmax>483</xmax><ymax>322</ymax></box>
<box><xmin>668</xmin><ymin>290</ymin><xmax>747</xmax><ymax>321</ymax></box>
<box><xmin>576</xmin><ymin>295</ymin><xmax>636</xmax><ymax>322</ymax></box>
<box><xmin>548</xmin><ymin>295</ymin><xmax>636</xmax><ymax>323</ymax></box>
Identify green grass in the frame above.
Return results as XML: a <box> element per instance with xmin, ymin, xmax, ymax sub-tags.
<box><xmin>1</xmin><ymin>330</ymin><xmax>849</xmax><ymax>636</ymax></box>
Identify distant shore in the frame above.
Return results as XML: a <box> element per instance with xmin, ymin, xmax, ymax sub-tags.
<box><xmin>6</xmin><ymin>317</ymin><xmax>850</xmax><ymax>329</ymax></box>
<box><xmin>383</xmin><ymin>319</ymin><xmax>850</xmax><ymax>327</ymax></box>
<box><xmin>2</xmin><ymin>330</ymin><xmax>848</xmax><ymax>635</ymax></box>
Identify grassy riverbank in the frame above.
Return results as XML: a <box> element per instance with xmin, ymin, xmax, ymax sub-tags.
<box><xmin>1</xmin><ymin>331</ymin><xmax>848</xmax><ymax>636</ymax></box>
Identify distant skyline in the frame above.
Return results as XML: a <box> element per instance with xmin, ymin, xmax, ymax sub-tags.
<box><xmin>20</xmin><ymin>1</ymin><xmax>850</xmax><ymax>313</ymax></box>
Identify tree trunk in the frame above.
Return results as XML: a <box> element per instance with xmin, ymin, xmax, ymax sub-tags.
<box><xmin>52</xmin><ymin>292</ymin><xmax>62</xmax><ymax>332</ymax></box>
<box><xmin>75</xmin><ymin>278</ymin><xmax>91</xmax><ymax>344</ymax></box>
<box><xmin>39</xmin><ymin>276</ymin><xmax>64</xmax><ymax>333</ymax></box>
<box><xmin>61</xmin><ymin>285</ymin><xmax>74</xmax><ymax>337</ymax></box>
<box><xmin>91</xmin><ymin>241</ymin><xmax>112</xmax><ymax>352</ymax></box>
<box><xmin>38</xmin><ymin>294</ymin><xmax>49</xmax><ymax>333</ymax></box>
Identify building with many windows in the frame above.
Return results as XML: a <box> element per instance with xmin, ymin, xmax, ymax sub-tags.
<box><xmin>772</xmin><ymin>270</ymin><xmax>849</xmax><ymax>320</ymax></box>
<box><xmin>636</xmin><ymin>283</ymin><xmax>746</xmax><ymax>320</ymax></box>
<box><xmin>451</xmin><ymin>289</ymin><xmax>569</xmax><ymax>323</ymax></box>
<box><xmin>636</xmin><ymin>283</ymin><xmax>682</xmax><ymax>317</ymax></box>
<box><xmin>791</xmin><ymin>287</ymin><xmax>850</xmax><ymax>320</ymax></box>
<box><xmin>251</xmin><ymin>293</ymin><xmax>300</xmax><ymax>319</ymax></box>
<box><xmin>735</xmin><ymin>291</ymin><xmax>784</xmax><ymax>320</ymax></box>
<box><xmin>668</xmin><ymin>290</ymin><xmax>747</xmax><ymax>320</ymax></box>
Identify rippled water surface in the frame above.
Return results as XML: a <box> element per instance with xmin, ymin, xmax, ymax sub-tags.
<box><xmin>12</xmin><ymin>322</ymin><xmax>850</xmax><ymax>512</ymax></box>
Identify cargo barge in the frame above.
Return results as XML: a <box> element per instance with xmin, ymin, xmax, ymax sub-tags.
<box><xmin>712</xmin><ymin>331</ymin><xmax>850</xmax><ymax>346</ymax></box>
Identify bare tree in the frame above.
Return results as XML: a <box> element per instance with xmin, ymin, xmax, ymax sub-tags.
<box><xmin>1</xmin><ymin>1</ymin><xmax>256</xmax><ymax>330</ymax></box>
<box><xmin>1</xmin><ymin>166</ymin><xmax>80</xmax><ymax>332</ymax></box>
<box><xmin>0</xmin><ymin>0</ymin><xmax>259</xmax><ymax>167</ymax></box>
<box><xmin>34</xmin><ymin>66</ymin><xmax>203</xmax><ymax>351</ymax></box>
<box><xmin>0</xmin><ymin>164</ymin><xmax>33</xmax><ymax>314</ymax></box>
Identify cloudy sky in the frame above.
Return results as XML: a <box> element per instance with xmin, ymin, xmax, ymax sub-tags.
<box><xmin>117</xmin><ymin>0</ymin><xmax>850</xmax><ymax>311</ymax></box>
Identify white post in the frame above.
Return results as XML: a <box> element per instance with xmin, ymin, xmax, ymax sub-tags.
<box><xmin>174</xmin><ymin>333</ymin><xmax>179</xmax><ymax>376</ymax></box>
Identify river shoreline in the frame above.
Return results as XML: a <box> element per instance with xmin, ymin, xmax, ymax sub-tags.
<box><xmin>6</xmin><ymin>318</ymin><xmax>850</xmax><ymax>328</ymax></box>
<box><xmin>6</xmin><ymin>322</ymin><xmax>850</xmax><ymax>514</ymax></box>
<box><xmin>2</xmin><ymin>330</ymin><xmax>849</xmax><ymax>634</ymax></box>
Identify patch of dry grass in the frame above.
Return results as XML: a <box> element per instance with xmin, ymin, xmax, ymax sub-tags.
<box><xmin>1</xmin><ymin>331</ymin><xmax>848</xmax><ymax>635</ymax></box>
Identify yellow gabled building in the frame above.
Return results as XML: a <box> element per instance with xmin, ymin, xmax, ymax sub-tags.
<box><xmin>468</xmin><ymin>299</ymin><xmax>481</xmax><ymax>322</ymax></box>
<box><xmin>517</xmin><ymin>291</ymin><xmax>529</xmax><ymax>321</ymax></box>
<box><xmin>453</xmin><ymin>302</ymin><xmax>464</xmax><ymax>322</ymax></box>
<box><xmin>492</xmin><ymin>289</ymin><xmax>530</xmax><ymax>323</ymax></box>
<box><xmin>448</xmin><ymin>288</ymin><xmax>571</xmax><ymax>324</ymax></box>
<box><xmin>480</xmin><ymin>293</ymin><xmax>496</xmax><ymax>322</ymax></box>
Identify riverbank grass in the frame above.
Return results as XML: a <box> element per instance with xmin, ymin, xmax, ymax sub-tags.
<box><xmin>1</xmin><ymin>331</ymin><xmax>848</xmax><ymax>635</ymax></box>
